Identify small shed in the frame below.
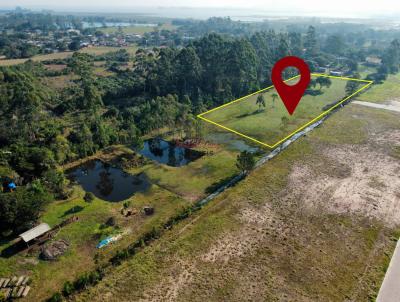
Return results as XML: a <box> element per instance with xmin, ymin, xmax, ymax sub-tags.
<box><xmin>19</xmin><ymin>223</ymin><xmax>51</xmax><ymax>246</ymax></box>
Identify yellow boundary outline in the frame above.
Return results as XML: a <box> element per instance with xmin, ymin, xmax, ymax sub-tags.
<box><xmin>197</xmin><ymin>74</ymin><xmax>373</xmax><ymax>149</ymax></box>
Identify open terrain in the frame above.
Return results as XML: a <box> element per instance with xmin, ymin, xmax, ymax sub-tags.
<box><xmin>72</xmin><ymin>84</ymin><xmax>400</xmax><ymax>302</ymax></box>
<box><xmin>0</xmin><ymin>46</ymin><xmax>138</xmax><ymax>66</ymax></box>
<box><xmin>201</xmin><ymin>75</ymin><xmax>366</xmax><ymax>147</ymax></box>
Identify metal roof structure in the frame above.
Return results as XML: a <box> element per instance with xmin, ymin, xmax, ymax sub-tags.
<box><xmin>19</xmin><ymin>223</ymin><xmax>51</xmax><ymax>243</ymax></box>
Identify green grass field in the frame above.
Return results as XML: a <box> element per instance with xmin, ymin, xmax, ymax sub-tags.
<box><xmin>357</xmin><ymin>73</ymin><xmax>400</xmax><ymax>104</ymax></box>
<box><xmin>202</xmin><ymin>75</ymin><xmax>363</xmax><ymax>147</ymax></box>
<box><xmin>74</xmin><ymin>101</ymin><xmax>400</xmax><ymax>302</ymax></box>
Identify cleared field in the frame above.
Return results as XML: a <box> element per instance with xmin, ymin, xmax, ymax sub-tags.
<box><xmin>100</xmin><ymin>23</ymin><xmax>176</xmax><ymax>34</ymax></box>
<box><xmin>81</xmin><ymin>45</ymin><xmax>138</xmax><ymax>56</ymax></box>
<box><xmin>357</xmin><ymin>73</ymin><xmax>400</xmax><ymax>104</ymax></box>
<box><xmin>201</xmin><ymin>75</ymin><xmax>367</xmax><ymax>147</ymax></box>
<box><xmin>0</xmin><ymin>45</ymin><xmax>138</xmax><ymax>66</ymax></box>
<box><xmin>74</xmin><ymin>88</ymin><xmax>400</xmax><ymax>302</ymax></box>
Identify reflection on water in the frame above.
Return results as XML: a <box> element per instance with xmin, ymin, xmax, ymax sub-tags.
<box><xmin>205</xmin><ymin>133</ymin><xmax>259</xmax><ymax>153</ymax></box>
<box><xmin>68</xmin><ymin>160</ymin><xmax>151</xmax><ymax>202</ymax></box>
<box><xmin>138</xmin><ymin>138</ymin><xmax>204</xmax><ymax>167</ymax></box>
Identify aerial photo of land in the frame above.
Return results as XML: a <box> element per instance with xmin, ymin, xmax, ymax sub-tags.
<box><xmin>0</xmin><ymin>1</ymin><xmax>399</xmax><ymax>302</ymax></box>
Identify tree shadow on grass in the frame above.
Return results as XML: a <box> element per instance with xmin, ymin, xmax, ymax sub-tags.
<box><xmin>305</xmin><ymin>89</ymin><xmax>323</xmax><ymax>96</ymax></box>
<box><xmin>61</xmin><ymin>205</ymin><xmax>85</xmax><ymax>218</ymax></box>
<box><xmin>1</xmin><ymin>240</ymin><xmax>25</xmax><ymax>258</ymax></box>
<box><xmin>205</xmin><ymin>174</ymin><xmax>238</xmax><ymax>194</ymax></box>
<box><xmin>236</xmin><ymin>110</ymin><xmax>264</xmax><ymax>119</ymax></box>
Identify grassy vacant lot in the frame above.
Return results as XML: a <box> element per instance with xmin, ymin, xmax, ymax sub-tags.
<box><xmin>100</xmin><ymin>23</ymin><xmax>176</xmax><ymax>34</ymax></box>
<box><xmin>0</xmin><ymin>45</ymin><xmax>138</xmax><ymax>66</ymax></box>
<box><xmin>357</xmin><ymin>73</ymin><xmax>400</xmax><ymax>103</ymax></box>
<box><xmin>202</xmin><ymin>75</ymin><xmax>357</xmax><ymax>146</ymax></box>
<box><xmin>75</xmin><ymin>86</ymin><xmax>400</xmax><ymax>302</ymax></box>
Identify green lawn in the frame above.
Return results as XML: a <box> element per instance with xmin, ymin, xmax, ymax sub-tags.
<box><xmin>202</xmin><ymin>75</ymin><xmax>357</xmax><ymax>147</ymax></box>
<box><xmin>357</xmin><ymin>73</ymin><xmax>400</xmax><ymax>103</ymax></box>
<box><xmin>136</xmin><ymin>149</ymin><xmax>239</xmax><ymax>202</ymax></box>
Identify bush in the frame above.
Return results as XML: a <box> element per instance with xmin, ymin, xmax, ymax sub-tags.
<box><xmin>62</xmin><ymin>281</ymin><xmax>73</xmax><ymax>297</ymax></box>
<box><xmin>47</xmin><ymin>292</ymin><xmax>63</xmax><ymax>302</ymax></box>
<box><xmin>84</xmin><ymin>192</ymin><xmax>95</xmax><ymax>203</ymax></box>
<box><xmin>105</xmin><ymin>217</ymin><xmax>116</xmax><ymax>227</ymax></box>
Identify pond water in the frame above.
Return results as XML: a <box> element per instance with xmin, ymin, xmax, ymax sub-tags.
<box><xmin>138</xmin><ymin>138</ymin><xmax>204</xmax><ymax>167</ymax></box>
<box><xmin>68</xmin><ymin>160</ymin><xmax>151</xmax><ymax>202</ymax></box>
<box><xmin>205</xmin><ymin>133</ymin><xmax>260</xmax><ymax>153</ymax></box>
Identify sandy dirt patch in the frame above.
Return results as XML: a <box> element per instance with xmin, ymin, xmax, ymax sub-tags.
<box><xmin>287</xmin><ymin>145</ymin><xmax>400</xmax><ymax>226</ymax></box>
<box><xmin>353</xmin><ymin>100</ymin><xmax>400</xmax><ymax>113</ymax></box>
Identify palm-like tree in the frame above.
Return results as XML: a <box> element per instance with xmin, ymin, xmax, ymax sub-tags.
<box><xmin>271</xmin><ymin>93</ymin><xmax>279</xmax><ymax>108</ymax></box>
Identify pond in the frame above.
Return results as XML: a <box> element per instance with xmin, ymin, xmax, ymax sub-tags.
<box><xmin>138</xmin><ymin>138</ymin><xmax>204</xmax><ymax>167</ymax></box>
<box><xmin>67</xmin><ymin>160</ymin><xmax>151</xmax><ymax>202</ymax></box>
<box><xmin>205</xmin><ymin>132</ymin><xmax>260</xmax><ymax>153</ymax></box>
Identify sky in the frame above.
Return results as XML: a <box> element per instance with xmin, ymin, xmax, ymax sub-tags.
<box><xmin>1</xmin><ymin>0</ymin><xmax>400</xmax><ymax>18</ymax></box>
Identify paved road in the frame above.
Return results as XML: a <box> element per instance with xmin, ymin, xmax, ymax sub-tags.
<box><xmin>377</xmin><ymin>240</ymin><xmax>400</xmax><ymax>302</ymax></box>
<box><xmin>353</xmin><ymin>100</ymin><xmax>400</xmax><ymax>113</ymax></box>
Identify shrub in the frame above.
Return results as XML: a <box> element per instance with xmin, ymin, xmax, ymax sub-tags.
<box><xmin>73</xmin><ymin>274</ymin><xmax>90</xmax><ymax>290</ymax></box>
<box><xmin>62</xmin><ymin>281</ymin><xmax>73</xmax><ymax>297</ymax></box>
<box><xmin>105</xmin><ymin>217</ymin><xmax>116</xmax><ymax>227</ymax></box>
<box><xmin>84</xmin><ymin>192</ymin><xmax>95</xmax><ymax>203</ymax></box>
<box><xmin>47</xmin><ymin>292</ymin><xmax>63</xmax><ymax>302</ymax></box>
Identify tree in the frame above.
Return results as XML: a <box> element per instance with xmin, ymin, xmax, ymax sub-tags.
<box><xmin>271</xmin><ymin>93</ymin><xmax>279</xmax><ymax>108</ymax></box>
<box><xmin>288</xmin><ymin>32</ymin><xmax>302</xmax><ymax>56</ymax></box>
<box><xmin>304</xmin><ymin>26</ymin><xmax>318</xmax><ymax>57</ymax></box>
<box><xmin>382</xmin><ymin>39</ymin><xmax>400</xmax><ymax>73</ymax></box>
<box><xmin>0</xmin><ymin>184</ymin><xmax>53</xmax><ymax>234</ymax></box>
<box><xmin>84</xmin><ymin>192</ymin><xmax>95</xmax><ymax>203</ymax></box>
<box><xmin>316</xmin><ymin>77</ymin><xmax>332</xmax><ymax>90</ymax></box>
<box><xmin>281</xmin><ymin>116</ymin><xmax>289</xmax><ymax>130</ymax></box>
<box><xmin>175</xmin><ymin>47</ymin><xmax>202</xmax><ymax>96</ymax></box>
<box><xmin>256</xmin><ymin>94</ymin><xmax>266</xmax><ymax>111</ymax></box>
<box><xmin>345</xmin><ymin>73</ymin><xmax>361</xmax><ymax>95</ymax></box>
<box><xmin>236</xmin><ymin>151</ymin><xmax>255</xmax><ymax>173</ymax></box>
<box><xmin>345</xmin><ymin>81</ymin><xmax>360</xmax><ymax>95</ymax></box>
<box><xmin>226</xmin><ymin>38</ymin><xmax>259</xmax><ymax>97</ymax></box>
<box><xmin>68</xmin><ymin>37</ymin><xmax>81</xmax><ymax>51</ymax></box>
<box><xmin>325</xmin><ymin>35</ymin><xmax>345</xmax><ymax>55</ymax></box>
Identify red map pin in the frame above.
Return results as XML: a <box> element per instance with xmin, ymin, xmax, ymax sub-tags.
<box><xmin>271</xmin><ymin>56</ymin><xmax>311</xmax><ymax>115</ymax></box>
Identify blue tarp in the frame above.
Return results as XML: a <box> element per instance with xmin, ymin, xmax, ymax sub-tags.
<box><xmin>96</xmin><ymin>236</ymin><xmax>113</xmax><ymax>249</ymax></box>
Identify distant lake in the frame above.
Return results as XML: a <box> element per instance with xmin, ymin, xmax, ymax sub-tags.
<box><xmin>82</xmin><ymin>22</ymin><xmax>158</xmax><ymax>29</ymax></box>
<box><xmin>68</xmin><ymin>160</ymin><xmax>151</xmax><ymax>202</ymax></box>
<box><xmin>138</xmin><ymin>138</ymin><xmax>204</xmax><ymax>167</ymax></box>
